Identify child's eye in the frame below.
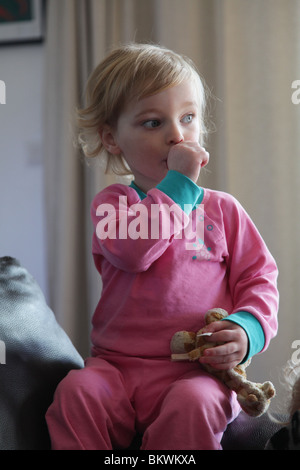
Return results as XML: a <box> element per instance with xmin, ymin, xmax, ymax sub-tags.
<box><xmin>143</xmin><ymin>119</ymin><xmax>161</xmax><ymax>129</ymax></box>
<box><xmin>181</xmin><ymin>114</ymin><xmax>194</xmax><ymax>123</ymax></box>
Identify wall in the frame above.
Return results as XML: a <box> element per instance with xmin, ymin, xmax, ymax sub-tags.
<box><xmin>0</xmin><ymin>43</ymin><xmax>47</xmax><ymax>299</ymax></box>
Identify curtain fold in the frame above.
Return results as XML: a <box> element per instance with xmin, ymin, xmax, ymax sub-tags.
<box><xmin>44</xmin><ymin>0</ymin><xmax>90</xmax><ymax>355</ymax></box>
<box><xmin>211</xmin><ymin>1</ymin><xmax>300</xmax><ymax>389</ymax></box>
<box><xmin>43</xmin><ymin>0</ymin><xmax>300</xmax><ymax>408</ymax></box>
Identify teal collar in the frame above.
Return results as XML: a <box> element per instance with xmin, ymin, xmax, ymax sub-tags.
<box><xmin>130</xmin><ymin>181</ymin><xmax>147</xmax><ymax>200</ymax></box>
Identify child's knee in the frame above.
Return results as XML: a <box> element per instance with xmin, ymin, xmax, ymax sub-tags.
<box><xmin>165</xmin><ymin>372</ymin><xmax>234</xmax><ymax>417</ymax></box>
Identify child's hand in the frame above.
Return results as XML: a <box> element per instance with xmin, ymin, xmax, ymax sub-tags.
<box><xmin>198</xmin><ymin>321</ymin><xmax>248</xmax><ymax>370</ymax></box>
<box><xmin>167</xmin><ymin>142</ymin><xmax>209</xmax><ymax>183</ymax></box>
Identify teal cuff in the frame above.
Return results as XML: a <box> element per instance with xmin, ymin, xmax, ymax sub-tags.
<box><xmin>130</xmin><ymin>171</ymin><xmax>203</xmax><ymax>214</ymax></box>
<box><xmin>156</xmin><ymin>171</ymin><xmax>203</xmax><ymax>214</ymax></box>
<box><xmin>224</xmin><ymin>311</ymin><xmax>265</xmax><ymax>363</ymax></box>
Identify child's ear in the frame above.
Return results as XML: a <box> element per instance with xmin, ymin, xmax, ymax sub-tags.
<box><xmin>99</xmin><ymin>125</ymin><xmax>121</xmax><ymax>155</ymax></box>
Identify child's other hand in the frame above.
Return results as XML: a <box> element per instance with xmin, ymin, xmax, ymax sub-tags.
<box><xmin>198</xmin><ymin>321</ymin><xmax>249</xmax><ymax>370</ymax></box>
<box><xmin>167</xmin><ymin>142</ymin><xmax>209</xmax><ymax>183</ymax></box>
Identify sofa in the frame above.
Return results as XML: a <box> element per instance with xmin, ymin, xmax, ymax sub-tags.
<box><xmin>0</xmin><ymin>256</ymin><xmax>283</xmax><ymax>450</ymax></box>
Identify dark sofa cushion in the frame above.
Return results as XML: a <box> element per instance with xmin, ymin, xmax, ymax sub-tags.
<box><xmin>0</xmin><ymin>256</ymin><xmax>84</xmax><ymax>450</ymax></box>
<box><xmin>221</xmin><ymin>409</ymin><xmax>285</xmax><ymax>450</ymax></box>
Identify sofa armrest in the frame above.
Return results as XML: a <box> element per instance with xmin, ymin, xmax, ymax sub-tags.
<box><xmin>0</xmin><ymin>256</ymin><xmax>84</xmax><ymax>450</ymax></box>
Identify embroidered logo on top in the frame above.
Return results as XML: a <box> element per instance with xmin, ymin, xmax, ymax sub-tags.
<box><xmin>189</xmin><ymin>212</ymin><xmax>213</xmax><ymax>261</ymax></box>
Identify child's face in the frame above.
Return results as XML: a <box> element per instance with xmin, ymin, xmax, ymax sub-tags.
<box><xmin>108</xmin><ymin>80</ymin><xmax>202</xmax><ymax>192</ymax></box>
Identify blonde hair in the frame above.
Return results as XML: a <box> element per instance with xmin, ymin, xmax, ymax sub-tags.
<box><xmin>269</xmin><ymin>360</ymin><xmax>300</xmax><ymax>425</ymax></box>
<box><xmin>77</xmin><ymin>43</ymin><xmax>208</xmax><ymax>175</ymax></box>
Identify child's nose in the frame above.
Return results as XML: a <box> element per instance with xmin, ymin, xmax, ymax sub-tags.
<box><xmin>166</xmin><ymin>123</ymin><xmax>184</xmax><ymax>145</ymax></box>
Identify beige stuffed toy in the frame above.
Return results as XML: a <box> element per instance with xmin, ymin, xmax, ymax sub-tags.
<box><xmin>170</xmin><ymin>308</ymin><xmax>275</xmax><ymax>417</ymax></box>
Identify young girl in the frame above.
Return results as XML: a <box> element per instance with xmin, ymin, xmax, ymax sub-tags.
<box><xmin>46</xmin><ymin>43</ymin><xmax>279</xmax><ymax>450</ymax></box>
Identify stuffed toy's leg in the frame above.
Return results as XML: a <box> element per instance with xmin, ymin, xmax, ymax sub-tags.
<box><xmin>170</xmin><ymin>308</ymin><xmax>275</xmax><ymax>417</ymax></box>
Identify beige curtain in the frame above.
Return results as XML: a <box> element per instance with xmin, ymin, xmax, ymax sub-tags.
<box><xmin>44</xmin><ymin>0</ymin><xmax>300</xmax><ymax>407</ymax></box>
<box><xmin>209</xmin><ymin>2</ymin><xmax>300</xmax><ymax>397</ymax></box>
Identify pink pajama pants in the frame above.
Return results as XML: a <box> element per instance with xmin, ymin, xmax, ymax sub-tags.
<box><xmin>46</xmin><ymin>355</ymin><xmax>240</xmax><ymax>450</ymax></box>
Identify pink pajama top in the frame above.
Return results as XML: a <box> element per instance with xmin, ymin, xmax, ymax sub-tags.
<box><xmin>90</xmin><ymin>170</ymin><xmax>279</xmax><ymax>361</ymax></box>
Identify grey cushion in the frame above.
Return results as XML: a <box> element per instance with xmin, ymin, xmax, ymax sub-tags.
<box><xmin>221</xmin><ymin>410</ymin><xmax>285</xmax><ymax>450</ymax></box>
<box><xmin>0</xmin><ymin>256</ymin><xmax>84</xmax><ymax>450</ymax></box>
